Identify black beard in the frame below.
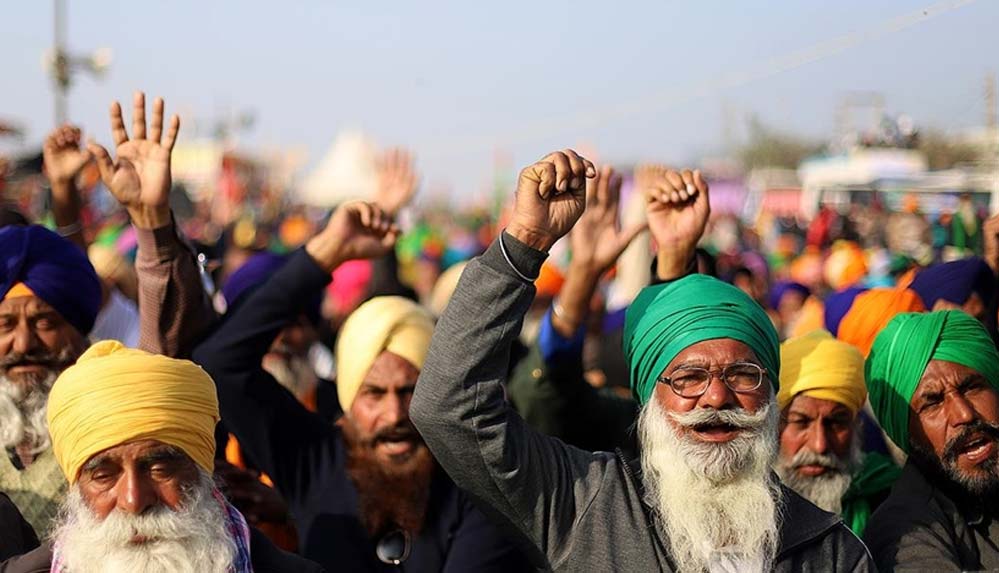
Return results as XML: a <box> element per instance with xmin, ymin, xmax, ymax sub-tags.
<box><xmin>911</xmin><ymin>420</ymin><xmax>999</xmax><ymax>504</ymax></box>
<box><xmin>341</xmin><ymin>419</ymin><xmax>436</xmax><ymax>537</ymax></box>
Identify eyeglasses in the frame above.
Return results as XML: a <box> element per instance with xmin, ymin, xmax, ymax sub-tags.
<box><xmin>376</xmin><ymin>529</ymin><xmax>411</xmax><ymax>565</ymax></box>
<box><xmin>657</xmin><ymin>362</ymin><xmax>767</xmax><ymax>398</ymax></box>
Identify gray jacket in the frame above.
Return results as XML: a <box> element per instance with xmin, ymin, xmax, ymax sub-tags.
<box><xmin>865</xmin><ymin>461</ymin><xmax>999</xmax><ymax>572</ymax></box>
<box><xmin>410</xmin><ymin>234</ymin><xmax>875</xmax><ymax>572</ymax></box>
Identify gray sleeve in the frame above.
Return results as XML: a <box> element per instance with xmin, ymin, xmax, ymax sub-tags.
<box><xmin>410</xmin><ymin>233</ymin><xmax>617</xmax><ymax>569</ymax></box>
<box><xmin>864</xmin><ymin>508</ymin><xmax>964</xmax><ymax>572</ymax></box>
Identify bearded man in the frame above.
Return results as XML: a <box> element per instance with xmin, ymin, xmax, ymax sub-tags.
<box><xmin>0</xmin><ymin>341</ymin><xmax>321</xmax><ymax>572</ymax></box>
<box><xmin>865</xmin><ymin>310</ymin><xmax>999</xmax><ymax>571</ymax></box>
<box><xmin>192</xmin><ymin>201</ymin><xmax>530</xmax><ymax>571</ymax></box>
<box><xmin>775</xmin><ymin>330</ymin><xmax>899</xmax><ymax>535</ymax></box>
<box><xmin>0</xmin><ymin>93</ymin><xmax>214</xmax><ymax>536</ymax></box>
<box><xmin>410</xmin><ymin>151</ymin><xmax>873</xmax><ymax>571</ymax></box>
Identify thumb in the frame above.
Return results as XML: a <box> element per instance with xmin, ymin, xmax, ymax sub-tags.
<box><xmin>86</xmin><ymin>141</ymin><xmax>114</xmax><ymax>187</ymax></box>
<box><xmin>614</xmin><ymin>222</ymin><xmax>649</xmax><ymax>256</ymax></box>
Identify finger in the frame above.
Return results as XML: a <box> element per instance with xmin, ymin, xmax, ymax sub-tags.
<box><xmin>381</xmin><ymin>229</ymin><xmax>399</xmax><ymax>249</ymax></box>
<box><xmin>356</xmin><ymin>202</ymin><xmax>373</xmax><ymax>228</ymax></box>
<box><xmin>544</xmin><ymin>152</ymin><xmax>572</xmax><ymax>193</ymax></box>
<box><xmin>680</xmin><ymin>169</ymin><xmax>698</xmax><ymax>200</ymax></box>
<box><xmin>527</xmin><ymin>161</ymin><xmax>557</xmax><ymax>199</ymax></box>
<box><xmin>693</xmin><ymin>169</ymin><xmax>711</xmax><ymax>217</ymax></box>
<box><xmin>110</xmin><ymin>101</ymin><xmax>128</xmax><ymax>146</ymax></box>
<box><xmin>86</xmin><ymin>141</ymin><xmax>115</xmax><ymax>185</ymax></box>
<box><xmin>595</xmin><ymin>165</ymin><xmax>613</xmax><ymax>208</ymax></box>
<box><xmin>664</xmin><ymin>170</ymin><xmax>684</xmax><ymax>193</ymax></box>
<box><xmin>563</xmin><ymin>149</ymin><xmax>587</xmax><ymax>191</ymax></box>
<box><xmin>132</xmin><ymin>91</ymin><xmax>147</xmax><ymax>140</ymax></box>
<box><xmin>670</xmin><ymin>190</ymin><xmax>681</xmax><ymax>204</ymax></box>
<box><xmin>149</xmin><ymin>97</ymin><xmax>165</xmax><ymax>143</ymax></box>
<box><xmin>163</xmin><ymin>115</ymin><xmax>181</xmax><ymax>151</ymax></box>
<box><xmin>607</xmin><ymin>170</ymin><xmax>623</xmax><ymax>209</ymax></box>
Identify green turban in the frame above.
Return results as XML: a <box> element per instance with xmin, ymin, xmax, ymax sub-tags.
<box><xmin>623</xmin><ymin>274</ymin><xmax>780</xmax><ymax>405</ymax></box>
<box><xmin>866</xmin><ymin>310</ymin><xmax>999</xmax><ymax>453</ymax></box>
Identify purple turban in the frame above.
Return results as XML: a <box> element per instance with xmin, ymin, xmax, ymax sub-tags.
<box><xmin>768</xmin><ymin>281</ymin><xmax>811</xmax><ymax>311</ymax></box>
<box><xmin>221</xmin><ymin>252</ymin><xmax>322</xmax><ymax>324</ymax></box>
<box><xmin>909</xmin><ymin>257</ymin><xmax>996</xmax><ymax>310</ymax></box>
<box><xmin>823</xmin><ymin>286</ymin><xmax>867</xmax><ymax>336</ymax></box>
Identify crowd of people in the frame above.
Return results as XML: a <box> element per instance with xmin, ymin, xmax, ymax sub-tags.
<box><xmin>0</xmin><ymin>90</ymin><xmax>998</xmax><ymax>572</ymax></box>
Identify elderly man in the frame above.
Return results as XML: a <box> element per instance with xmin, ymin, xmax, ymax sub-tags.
<box><xmin>0</xmin><ymin>341</ymin><xmax>321</xmax><ymax>572</ymax></box>
<box><xmin>775</xmin><ymin>330</ymin><xmax>899</xmax><ymax>535</ymax></box>
<box><xmin>193</xmin><ymin>202</ymin><xmax>530</xmax><ymax>571</ymax></box>
<box><xmin>864</xmin><ymin>310</ymin><xmax>999</xmax><ymax>571</ymax></box>
<box><xmin>0</xmin><ymin>93</ymin><xmax>213</xmax><ymax>536</ymax></box>
<box><xmin>410</xmin><ymin>151</ymin><xmax>872</xmax><ymax>571</ymax></box>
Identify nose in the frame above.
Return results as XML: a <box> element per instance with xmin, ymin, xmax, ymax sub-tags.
<box><xmin>946</xmin><ymin>392</ymin><xmax>977</xmax><ymax>429</ymax></box>
<box><xmin>697</xmin><ymin>374</ymin><xmax>738</xmax><ymax>410</ymax></box>
<box><xmin>380</xmin><ymin>391</ymin><xmax>409</xmax><ymax>427</ymax></box>
<box><xmin>11</xmin><ymin>321</ymin><xmax>40</xmax><ymax>356</ymax></box>
<box><xmin>806</xmin><ymin>422</ymin><xmax>830</xmax><ymax>455</ymax></box>
<box><xmin>116</xmin><ymin>468</ymin><xmax>158</xmax><ymax>516</ymax></box>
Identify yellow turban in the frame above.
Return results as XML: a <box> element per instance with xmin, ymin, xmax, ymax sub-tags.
<box><xmin>46</xmin><ymin>340</ymin><xmax>220</xmax><ymax>483</ymax></box>
<box><xmin>335</xmin><ymin>296</ymin><xmax>435</xmax><ymax>411</ymax></box>
<box><xmin>778</xmin><ymin>330</ymin><xmax>867</xmax><ymax>414</ymax></box>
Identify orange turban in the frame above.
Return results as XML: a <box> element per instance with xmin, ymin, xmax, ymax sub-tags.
<box><xmin>837</xmin><ymin>287</ymin><xmax>925</xmax><ymax>357</ymax></box>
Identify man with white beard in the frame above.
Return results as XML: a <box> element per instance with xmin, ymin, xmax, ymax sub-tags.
<box><xmin>410</xmin><ymin>151</ymin><xmax>873</xmax><ymax>571</ymax></box>
<box><xmin>774</xmin><ymin>330</ymin><xmax>900</xmax><ymax>536</ymax></box>
<box><xmin>0</xmin><ymin>340</ymin><xmax>323</xmax><ymax>572</ymax></box>
<box><xmin>0</xmin><ymin>92</ymin><xmax>216</xmax><ymax>536</ymax></box>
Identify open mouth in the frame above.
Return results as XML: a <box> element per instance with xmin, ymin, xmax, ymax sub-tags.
<box><xmin>689</xmin><ymin>422</ymin><xmax>742</xmax><ymax>441</ymax></box>
<box><xmin>956</xmin><ymin>434</ymin><xmax>996</xmax><ymax>464</ymax></box>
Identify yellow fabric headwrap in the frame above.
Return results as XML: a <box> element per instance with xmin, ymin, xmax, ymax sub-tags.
<box><xmin>335</xmin><ymin>296</ymin><xmax>435</xmax><ymax>411</ymax></box>
<box><xmin>46</xmin><ymin>340</ymin><xmax>220</xmax><ymax>483</ymax></box>
<box><xmin>778</xmin><ymin>330</ymin><xmax>867</xmax><ymax>414</ymax></box>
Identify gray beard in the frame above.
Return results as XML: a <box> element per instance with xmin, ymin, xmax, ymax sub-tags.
<box><xmin>52</xmin><ymin>469</ymin><xmax>236</xmax><ymax>573</ymax></box>
<box><xmin>774</xmin><ymin>428</ymin><xmax>863</xmax><ymax>515</ymax></box>
<box><xmin>639</xmin><ymin>399</ymin><xmax>782</xmax><ymax>573</ymax></box>
<box><xmin>0</xmin><ymin>370</ymin><xmax>58</xmax><ymax>454</ymax></box>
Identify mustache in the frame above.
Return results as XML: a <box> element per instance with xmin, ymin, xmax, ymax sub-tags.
<box><xmin>788</xmin><ymin>449</ymin><xmax>851</xmax><ymax>474</ymax></box>
<box><xmin>667</xmin><ymin>406</ymin><xmax>771</xmax><ymax>433</ymax></box>
<box><xmin>370</xmin><ymin>423</ymin><xmax>422</xmax><ymax>446</ymax></box>
<box><xmin>943</xmin><ymin>420</ymin><xmax>999</xmax><ymax>465</ymax></box>
<box><xmin>0</xmin><ymin>349</ymin><xmax>70</xmax><ymax>371</ymax></box>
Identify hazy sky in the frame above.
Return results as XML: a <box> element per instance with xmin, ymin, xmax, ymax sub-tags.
<box><xmin>3</xmin><ymin>0</ymin><xmax>997</xmax><ymax>201</ymax></box>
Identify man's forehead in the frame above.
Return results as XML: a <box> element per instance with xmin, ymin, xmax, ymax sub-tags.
<box><xmin>0</xmin><ymin>294</ymin><xmax>57</xmax><ymax>315</ymax></box>
<box><xmin>787</xmin><ymin>394</ymin><xmax>853</xmax><ymax>417</ymax></box>
<box><xmin>668</xmin><ymin>339</ymin><xmax>759</xmax><ymax>367</ymax></box>
<box><xmin>84</xmin><ymin>439</ymin><xmax>186</xmax><ymax>466</ymax></box>
<box><xmin>916</xmin><ymin>359</ymin><xmax>983</xmax><ymax>394</ymax></box>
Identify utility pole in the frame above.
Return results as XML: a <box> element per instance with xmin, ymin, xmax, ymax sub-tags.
<box><xmin>46</xmin><ymin>0</ymin><xmax>112</xmax><ymax>126</ymax></box>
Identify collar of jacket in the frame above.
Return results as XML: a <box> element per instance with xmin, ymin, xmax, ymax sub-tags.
<box><xmin>618</xmin><ymin>450</ymin><xmax>845</xmax><ymax>561</ymax></box>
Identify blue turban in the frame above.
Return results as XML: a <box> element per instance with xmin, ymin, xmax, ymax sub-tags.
<box><xmin>0</xmin><ymin>225</ymin><xmax>102</xmax><ymax>335</ymax></box>
<box><xmin>624</xmin><ymin>274</ymin><xmax>780</xmax><ymax>405</ymax></box>
<box><xmin>823</xmin><ymin>286</ymin><xmax>867</xmax><ymax>335</ymax></box>
<box><xmin>910</xmin><ymin>257</ymin><xmax>996</xmax><ymax>310</ymax></box>
<box><xmin>221</xmin><ymin>251</ymin><xmax>322</xmax><ymax>324</ymax></box>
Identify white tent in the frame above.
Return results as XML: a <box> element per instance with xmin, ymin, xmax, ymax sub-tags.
<box><xmin>298</xmin><ymin>131</ymin><xmax>378</xmax><ymax>208</ymax></box>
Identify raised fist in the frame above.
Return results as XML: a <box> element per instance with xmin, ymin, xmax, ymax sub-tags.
<box><xmin>636</xmin><ymin>164</ymin><xmax>710</xmax><ymax>280</ymax></box>
<box><xmin>507</xmin><ymin>149</ymin><xmax>595</xmax><ymax>252</ymax></box>
<box><xmin>306</xmin><ymin>201</ymin><xmax>399</xmax><ymax>272</ymax></box>
<box><xmin>43</xmin><ymin>125</ymin><xmax>91</xmax><ymax>185</ymax></box>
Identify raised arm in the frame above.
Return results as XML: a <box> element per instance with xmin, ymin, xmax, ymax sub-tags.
<box><xmin>410</xmin><ymin>150</ymin><xmax>625</xmax><ymax>567</ymax></box>
<box><xmin>508</xmin><ymin>166</ymin><xmax>645</xmax><ymax>449</ymax></box>
<box><xmin>42</xmin><ymin>125</ymin><xmax>91</xmax><ymax>250</ymax></box>
<box><xmin>88</xmin><ymin>92</ymin><xmax>214</xmax><ymax>357</ymax></box>
<box><xmin>192</xmin><ymin>202</ymin><xmax>398</xmax><ymax>498</ymax></box>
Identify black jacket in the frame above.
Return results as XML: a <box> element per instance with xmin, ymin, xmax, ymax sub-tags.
<box><xmin>0</xmin><ymin>493</ymin><xmax>37</xmax><ymax>562</ymax></box>
<box><xmin>193</xmin><ymin>249</ymin><xmax>530</xmax><ymax>572</ymax></box>
<box><xmin>865</xmin><ymin>460</ymin><xmax>999</xmax><ymax>571</ymax></box>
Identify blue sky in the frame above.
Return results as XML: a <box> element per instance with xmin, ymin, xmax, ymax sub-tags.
<box><xmin>3</xmin><ymin>0</ymin><xmax>996</xmax><ymax>200</ymax></box>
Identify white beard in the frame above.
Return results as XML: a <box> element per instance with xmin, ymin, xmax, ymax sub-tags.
<box><xmin>0</xmin><ymin>370</ymin><xmax>57</xmax><ymax>454</ymax></box>
<box><xmin>52</xmin><ymin>470</ymin><xmax>237</xmax><ymax>573</ymax></box>
<box><xmin>639</xmin><ymin>399</ymin><xmax>782</xmax><ymax>573</ymax></box>
<box><xmin>774</xmin><ymin>425</ymin><xmax>864</xmax><ymax>515</ymax></box>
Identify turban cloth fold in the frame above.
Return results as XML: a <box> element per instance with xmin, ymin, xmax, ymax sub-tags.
<box><xmin>0</xmin><ymin>225</ymin><xmax>101</xmax><ymax>335</ymax></box>
<box><xmin>823</xmin><ymin>287</ymin><xmax>867</xmax><ymax>335</ymax></box>
<box><xmin>46</xmin><ymin>341</ymin><xmax>220</xmax><ymax>483</ymax></box>
<box><xmin>777</xmin><ymin>330</ymin><xmax>866</xmax><ymax>414</ymax></box>
<box><xmin>335</xmin><ymin>296</ymin><xmax>435</xmax><ymax>411</ymax></box>
<box><xmin>623</xmin><ymin>274</ymin><xmax>780</xmax><ymax>406</ymax></box>
<box><xmin>865</xmin><ymin>310</ymin><xmax>999</xmax><ymax>453</ymax></box>
<box><xmin>222</xmin><ymin>252</ymin><xmax>323</xmax><ymax>325</ymax></box>
<box><xmin>837</xmin><ymin>287</ymin><xmax>925</xmax><ymax>357</ymax></box>
<box><xmin>909</xmin><ymin>257</ymin><xmax>996</xmax><ymax>310</ymax></box>
<box><xmin>768</xmin><ymin>281</ymin><xmax>810</xmax><ymax>311</ymax></box>
<box><xmin>824</xmin><ymin>241</ymin><xmax>867</xmax><ymax>291</ymax></box>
